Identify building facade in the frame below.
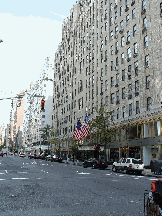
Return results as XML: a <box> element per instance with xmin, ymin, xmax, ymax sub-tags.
<box><xmin>52</xmin><ymin>0</ymin><xmax>162</xmax><ymax>164</ymax></box>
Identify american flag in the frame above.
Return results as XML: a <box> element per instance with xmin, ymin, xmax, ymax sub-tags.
<box><xmin>73</xmin><ymin>120</ymin><xmax>83</xmax><ymax>141</ymax></box>
<box><xmin>73</xmin><ymin>116</ymin><xmax>90</xmax><ymax>141</ymax></box>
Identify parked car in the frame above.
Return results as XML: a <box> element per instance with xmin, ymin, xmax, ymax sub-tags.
<box><xmin>93</xmin><ymin>159</ymin><xmax>108</xmax><ymax>169</ymax></box>
<box><xmin>19</xmin><ymin>153</ymin><xmax>26</xmax><ymax>158</ymax></box>
<box><xmin>37</xmin><ymin>153</ymin><xmax>46</xmax><ymax>160</ymax></box>
<box><xmin>28</xmin><ymin>153</ymin><xmax>37</xmax><ymax>159</ymax></box>
<box><xmin>51</xmin><ymin>155</ymin><xmax>62</xmax><ymax>163</ymax></box>
<box><xmin>45</xmin><ymin>155</ymin><xmax>52</xmax><ymax>161</ymax></box>
<box><xmin>112</xmin><ymin>158</ymin><xmax>144</xmax><ymax>175</ymax></box>
<box><xmin>83</xmin><ymin>158</ymin><xmax>98</xmax><ymax>168</ymax></box>
<box><xmin>0</xmin><ymin>152</ymin><xmax>3</xmax><ymax>157</ymax></box>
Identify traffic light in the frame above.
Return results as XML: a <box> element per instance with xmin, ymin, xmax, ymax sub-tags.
<box><xmin>41</xmin><ymin>99</ymin><xmax>45</xmax><ymax>110</ymax></box>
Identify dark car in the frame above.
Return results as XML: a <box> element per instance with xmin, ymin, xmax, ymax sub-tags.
<box><xmin>83</xmin><ymin>158</ymin><xmax>98</xmax><ymax>168</ymax></box>
<box><xmin>37</xmin><ymin>153</ymin><xmax>46</xmax><ymax>160</ymax></box>
<box><xmin>28</xmin><ymin>153</ymin><xmax>37</xmax><ymax>159</ymax></box>
<box><xmin>51</xmin><ymin>155</ymin><xmax>62</xmax><ymax>163</ymax></box>
<box><xmin>93</xmin><ymin>159</ymin><xmax>108</xmax><ymax>169</ymax></box>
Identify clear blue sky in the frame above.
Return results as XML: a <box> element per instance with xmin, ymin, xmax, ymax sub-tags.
<box><xmin>0</xmin><ymin>0</ymin><xmax>77</xmax><ymax>128</ymax></box>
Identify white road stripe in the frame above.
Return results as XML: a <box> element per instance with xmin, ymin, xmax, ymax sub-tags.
<box><xmin>78</xmin><ymin>172</ymin><xmax>90</xmax><ymax>174</ymax></box>
<box><xmin>12</xmin><ymin>178</ymin><xmax>29</xmax><ymax>180</ymax></box>
<box><xmin>0</xmin><ymin>179</ymin><xmax>6</xmax><ymax>180</ymax></box>
<box><xmin>149</xmin><ymin>178</ymin><xmax>159</xmax><ymax>181</ymax></box>
<box><xmin>0</xmin><ymin>173</ymin><xmax>5</xmax><ymax>174</ymax></box>
<box><xmin>17</xmin><ymin>172</ymin><xmax>28</xmax><ymax>174</ymax></box>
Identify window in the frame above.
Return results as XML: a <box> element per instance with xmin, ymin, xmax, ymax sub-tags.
<box><xmin>146</xmin><ymin>76</ymin><xmax>150</xmax><ymax>89</ymax></box>
<box><xmin>101</xmin><ymin>1</ymin><xmax>103</xmax><ymax>8</ymax></box>
<box><xmin>116</xmin><ymin>57</ymin><xmax>118</xmax><ymax>66</ymax></box>
<box><xmin>126</xmin><ymin>14</ymin><xmax>129</xmax><ymax>25</ymax></box>
<box><xmin>105</xmin><ymin>22</ymin><xmax>107</xmax><ymax>31</ymax></box>
<box><xmin>111</xmin><ymin>93</ymin><xmax>115</xmax><ymax>104</ymax></box>
<box><xmin>120</xmin><ymin>6</ymin><xmax>123</xmax><ymax>16</ymax></box>
<box><xmin>145</xmin><ymin>55</ymin><xmax>149</xmax><ymax>67</ymax></box>
<box><xmin>127</xmin><ymin>47</ymin><xmax>131</xmax><ymax>59</ymax></box>
<box><xmin>115</xmin><ymin>42</ymin><xmax>118</xmax><ymax>52</ymax></box>
<box><xmin>126</xmin><ymin>0</ymin><xmax>129</xmax><ymax>8</ymax></box>
<box><xmin>147</xmin><ymin>97</ymin><xmax>151</xmax><ymax>111</ymax></box>
<box><xmin>160</xmin><ymin>2</ymin><xmax>162</xmax><ymax>17</ymax></box>
<box><xmin>122</xmin><ymin>70</ymin><xmax>125</xmax><ymax>81</ymax></box>
<box><xmin>100</xmin><ymin>68</ymin><xmax>103</xmax><ymax>78</ymax></box>
<box><xmin>115</xmin><ymin>11</ymin><xmax>118</xmax><ymax>20</ymax></box>
<box><xmin>105</xmin><ymin>0</ymin><xmax>107</xmax><ymax>5</ymax></box>
<box><xmin>132</xmin><ymin>8</ymin><xmax>136</xmax><ymax>19</ymax></box>
<box><xmin>117</xmin><ymin>108</ymin><xmax>119</xmax><ymax>119</ymax></box>
<box><xmin>110</xmin><ymin>31</ymin><xmax>113</xmax><ymax>40</ymax></box>
<box><xmin>97</xmin><ymin>20</ymin><xmax>99</xmax><ymax>28</ymax></box>
<box><xmin>105</xmin><ymin>50</ymin><xmax>107</xmax><ymax>60</ymax></box>
<box><xmin>105</xmin><ymin>65</ymin><xmax>107</xmax><ymax>75</ymax></box>
<box><xmin>110</xmin><ymin>45</ymin><xmax>113</xmax><ymax>55</ymax></box>
<box><xmin>101</xmin><ymin>40</ymin><xmax>103</xmax><ymax>48</ymax></box>
<box><xmin>121</xmin><ymin>36</ymin><xmax>124</xmax><ymax>47</ymax></box>
<box><xmin>122</xmin><ymin>87</ymin><xmax>125</xmax><ymax>99</ymax></box>
<box><xmin>133</xmin><ymin>24</ymin><xmax>136</xmax><ymax>36</ymax></box>
<box><xmin>128</xmin><ymin>84</ymin><xmax>132</xmax><ymax>99</ymax></box>
<box><xmin>105</xmin><ymin>36</ymin><xmax>107</xmax><ymax>45</ymax></box>
<box><xmin>101</xmin><ymin>26</ymin><xmax>103</xmax><ymax>34</ymax></box>
<box><xmin>115</xmin><ymin>26</ymin><xmax>118</xmax><ymax>35</ymax></box>
<box><xmin>142</xmin><ymin>0</ymin><xmax>146</xmax><ymax>11</ymax></box>
<box><xmin>136</xmin><ymin>101</ymin><xmax>140</xmax><ymax>114</ymax></box>
<box><xmin>111</xmin><ymin>77</ymin><xmax>114</xmax><ymax>87</ymax></box>
<box><xmin>128</xmin><ymin>65</ymin><xmax>131</xmax><ymax>79</ymax></box>
<box><xmin>116</xmin><ymin>73</ymin><xmax>119</xmax><ymax>85</ymax></box>
<box><xmin>134</xmin><ymin>61</ymin><xmax>138</xmax><ymax>76</ymax></box>
<box><xmin>101</xmin><ymin>14</ymin><xmax>103</xmax><ymax>22</ymax></box>
<box><xmin>120</xmin><ymin>21</ymin><xmax>124</xmax><ymax>30</ymax></box>
<box><xmin>101</xmin><ymin>53</ymin><xmax>103</xmax><ymax>63</ymax></box>
<box><xmin>134</xmin><ymin>43</ymin><xmax>138</xmax><ymax>54</ymax></box>
<box><xmin>105</xmin><ymin>80</ymin><xmax>108</xmax><ymax>90</ymax></box>
<box><xmin>115</xmin><ymin>0</ymin><xmax>117</xmax><ymax>6</ymax></box>
<box><xmin>129</xmin><ymin>103</ymin><xmax>132</xmax><ymax>116</ymax></box>
<box><xmin>111</xmin><ymin>61</ymin><xmax>113</xmax><ymax>71</ymax></box>
<box><xmin>143</xmin><ymin>17</ymin><xmax>147</xmax><ymax>28</ymax></box>
<box><xmin>111</xmin><ymin>111</ymin><xmax>115</xmax><ymax>121</ymax></box>
<box><xmin>144</xmin><ymin>35</ymin><xmax>148</xmax><ymax>47</ymax></box>
<box><xmin>110</xmin><ymin>3</ymin><xmax>113</xmax><ymax>11</ymax></box>
<box><xmin>105</xmin><ymin>10</ymin><xmax>107</xmax><ymax>18</ymax></box>
<box><xmin>110</xmin><ymin>17</ymin><xmax>113</xmax><ymax>25</ymax></box>
<box><xmin>135</xmin><ymin>80</ymin><xmax>139</xmax><ymax>95</ymax></box>
<box><xmin>105</xmin><ymin>96</ymin><xmax>108</xmax><ymax>105</ymax></box>
<box><xmin>121</xmin><ymin>53</ymin><xmax>124</xmax><ymax>64</ymax></box>
<box><xmin>127</xmin><ymin>31</ymin><xmax>130</xmax><ymax>42</ymax></box>
<box><xmin>122</xmin><ymin>106</ymin><xmax>125</xmax><ymax>118</ymax></box>
<box><xmin>101</xmin><ymin>83</ymin><xmax>104</xmax><ymax>93</ymax></box>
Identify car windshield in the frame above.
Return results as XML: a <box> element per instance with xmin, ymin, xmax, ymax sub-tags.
<box><xmin>132</xmin><ymin>159</ymin><xmax>143</xmax><ymax>164</ymax></box>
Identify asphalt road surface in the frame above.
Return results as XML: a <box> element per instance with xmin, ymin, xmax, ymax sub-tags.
<box><xmin>0</xmin><ymin>155</ymin><xmax>161</xmax><ymax>216</ymax></box>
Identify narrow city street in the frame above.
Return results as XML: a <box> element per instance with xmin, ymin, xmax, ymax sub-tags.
<box><xmin>0</xmin><ymin>156</ymin><xmax>160</xmax><ymax>216</ymax></box>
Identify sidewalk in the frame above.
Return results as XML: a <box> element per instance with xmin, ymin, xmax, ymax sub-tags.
<box><xmin>63</xmin><ymin>160</ymin><xmax>162</xmax><ymax>178</ymax></box>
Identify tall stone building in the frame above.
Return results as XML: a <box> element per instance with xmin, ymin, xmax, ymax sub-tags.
<box><xmin>52</xmin><ymin>0</ymin><xmax>162</xmax><ymax>165</ymax></box>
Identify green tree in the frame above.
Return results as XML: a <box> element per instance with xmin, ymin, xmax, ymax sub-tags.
<box><xmin>40</xmin><ymin>124</ymin><xmax>51</xmax><ymax>146</ymax></box>
<box><xmin>88</xmin><ymin>104</ymin><xmax>117</xmax><ymax>159</ymax></box>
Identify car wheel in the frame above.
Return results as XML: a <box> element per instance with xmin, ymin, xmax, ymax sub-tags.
<box><xmin>112</xmin><ymin>166</ymin><xmax>117</xmax><ymax>172</ymax></box>
<box><xmin>136</xmin><ymin>171</ymin><xmax>142</xmax><ymax>175</ymax></box>
<box><xmin>83</xmin><ymin>165</ymin><xmax>87</xmax><ymax>168</ymax></box>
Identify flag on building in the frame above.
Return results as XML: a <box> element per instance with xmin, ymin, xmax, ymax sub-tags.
<box><xmin>73</xmin><ymin>120</ymin><xmax>83</xmax><ymax>141</ymax></box>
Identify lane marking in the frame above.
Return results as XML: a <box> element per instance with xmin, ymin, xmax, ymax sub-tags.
<box><xmin>134</xmin><ymin>178</ymin><xmax>139</xmax><ymax>179</ymax></box>
<box><xmin>0</xmin><ymin>179</ymin><xmax>6</xmax><ymax>180</ymax></box>
<box><xmin>12</xmin><ymin>178</ymin><xmax>29</xmax><ymax>180</ymax></box>
<box><xmin>149</xmin><ymin>178</ymin><xmax>160</xmax><ymax>181</ymax></box>
<box><xmin>106</xmin><ymin>174</ymin><xmax>111</xmax><ymax>175</ymax></box>
<box><xmin>119</xmin><ymin>175</ymin><xmax>124</xmax><ymax>177</ymax></box>
<box><xmin>17</xmin><ymin>172</ymin><xmax>28</xmax><ymax>174</ymax></box>
<box><xmin>0</xmin><ymin>173</ymin><xmax>5</xmax><ymax>174</ymax></box>
<box><xmin>78</xmin><ymin>172</ymin><xmax>90</xmax><ymax>174</ymax></box>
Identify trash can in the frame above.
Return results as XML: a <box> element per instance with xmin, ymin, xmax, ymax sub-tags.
<box><xmin>150</xmin><ymin>160</ymin><xmax>162</xmax><ymax>175</ymax></box>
